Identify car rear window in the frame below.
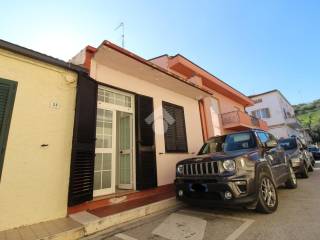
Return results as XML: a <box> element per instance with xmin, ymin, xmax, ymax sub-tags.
<box><xmin>279</xmin><ymin>138</ymin><xmax>297</xmax><ymax>150</ymax></box>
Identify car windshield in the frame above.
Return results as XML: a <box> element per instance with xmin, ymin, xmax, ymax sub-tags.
<box><xmin>279</xmin><ymin>138</ymin><xmax>297</xmax><ymax>150</ymax></box>
<box><xmin>199</xmin><ymin>132</ymin><xmax>256</xmax><ymax>154</ymax></box>
<box><xmin>308</xmin><ymin>146</ymin><xmax>318</xmax><ymax>152</ymax></box>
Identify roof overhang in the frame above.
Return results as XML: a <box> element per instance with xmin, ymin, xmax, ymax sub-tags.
<box><xmin>168</xmin><ymin>54</ymin><xmax>254</xmax><ymax>106</ymax></box>
<box><xmin>0</xmin><ymin>39</ymin><xmax>86</xmax><ymax>73</ymax></box>
<box><xmin>93</xmin><ymin>41</ymin><xmax>212</xmax><ymax>100</ymax></box>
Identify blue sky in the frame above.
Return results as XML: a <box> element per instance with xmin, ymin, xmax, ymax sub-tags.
<box><xmin>1</xmin><ymin>1</ymin><xmax>319</xmax><ymax>104</ymax></box>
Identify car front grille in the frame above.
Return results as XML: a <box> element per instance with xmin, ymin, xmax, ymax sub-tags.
<box><xmin>182</xmin><ymin>161</ymin><xmax>219</xmax><ymax>176</ymax></box>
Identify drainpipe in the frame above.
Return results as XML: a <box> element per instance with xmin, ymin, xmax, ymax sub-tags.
<box><xmin>199</xmin><ymin>98</ymin><xmax>208</xmax><ymax>142</ymax></box>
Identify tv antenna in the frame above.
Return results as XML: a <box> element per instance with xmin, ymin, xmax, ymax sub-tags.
<box><xmin>114</xmin><ymin>22</ymin><xmax>125</xmax><ymax>48</ymax></box>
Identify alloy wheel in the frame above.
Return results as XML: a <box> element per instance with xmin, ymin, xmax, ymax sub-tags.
<box><xmin>261</xmin><ymin>177</ymin><xmax>277</xmax><ymax>208</ymax></box>
<box><xmin>289</xmin><ymin>165</ymin><xmax>297</xmax><ymax>185</ymax></box>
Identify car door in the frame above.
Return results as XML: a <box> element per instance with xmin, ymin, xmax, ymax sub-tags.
<box><xmin>297</xmin><ymin>139</ymin><xmax>310</xmax><ymax>168</ymax></box>
<box><xmin>268</xmin><ymin>133</ymin><xmax>289</xmax><ymax>184</ymax></box>
<box><xmin>257</xmin><ymin>132</ymin><xmax>281</xmax><ymax>184</ymax></box>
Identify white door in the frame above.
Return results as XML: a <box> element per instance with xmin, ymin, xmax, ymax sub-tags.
<box><xmin>118</xmin><ymin>112</ymin><xmax>133</xmax><ymax>189</ymax></box>
<box><xmin>94</xmin><ymin>86</ymin><xmax>134</xmax><ymax>197</ymax></box>
<box><xmin>94</xmin><ymin>108</ymin><xmax>116</xmax><ymax>196</ymax></box>
<box><xmin>210</xmin><ymin>98</ymin><xmax>222</xmax><ymax>136</ymax></box>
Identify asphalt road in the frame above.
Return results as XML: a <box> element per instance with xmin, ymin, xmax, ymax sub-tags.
<box><xmin>84</xmin><ymin>163</ymin><xmax>320</xmax><ymax>240</ymax></box>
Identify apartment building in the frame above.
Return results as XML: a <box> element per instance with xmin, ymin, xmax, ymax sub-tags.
<box><xmin>246</xmin><ymin>89</ymin><xmax>303</xmax><ymax>139</ymax></box>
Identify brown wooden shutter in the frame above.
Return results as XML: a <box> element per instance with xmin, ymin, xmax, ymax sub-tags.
<box><xmin>68</xmin><ymin>74</ymin><xmax>97</xmax><ymax>206</ymax></box>
<box><xmin>135</xmin><ymin>94</ymin><xmax>157</xmax><ymax>190</ymax></box>
<box><xmin>163</xmin><ymin>101</ymin><xmax>188</xmax><ymax>153</ymax></box>
<box><xmin>0</xmin><ymin>78</ymin><xmax>17</xmax><ymax>180</ymax></box>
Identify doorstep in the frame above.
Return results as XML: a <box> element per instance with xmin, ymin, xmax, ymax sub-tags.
<box><xmin>0</xmin><ymin>217</ymin><xmax>84</xmax><ymax>240</ymax></box>
<box><xmin>68</xmin><ymin>184</ymin><xmax>175</xmax><ymax>214</ymax></box>
<box><xmin>68</xmin><ymin>184</ymin><xmax>180</xmax><ymax>235</ymax></box>
<box><xmin>69</xmin><ymin>197</ymin><xmax>181</xmax><ymax>236</ymax></box>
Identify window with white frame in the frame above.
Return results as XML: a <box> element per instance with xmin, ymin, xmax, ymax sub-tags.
<box><xmin>251</xmin><ymin>108</ymin><xmax>271</xmax><ymax>119</ymax></box>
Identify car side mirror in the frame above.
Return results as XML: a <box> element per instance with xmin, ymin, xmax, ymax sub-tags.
<box><xmin>265</xmin><ymin>140</ymin><xmax>278</xmax><ymax>149</ymax></box>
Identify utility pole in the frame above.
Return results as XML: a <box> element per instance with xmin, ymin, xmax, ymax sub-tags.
<box><xmin>115</xmin><ymin>22</ymin><xmax>125</xmax><ymax>48</ymax></box>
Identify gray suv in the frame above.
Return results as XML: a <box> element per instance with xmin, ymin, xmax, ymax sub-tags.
<box><xmin>175</xmin><ymin>129</ymin><xmax>297</xmax><ymax>214</ymax></box>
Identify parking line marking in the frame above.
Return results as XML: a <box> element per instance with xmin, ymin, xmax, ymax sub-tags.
<box><xmin>180</xmin><ymin>210</ymin><xmax>255</xmax><ymax>240</ymax></box>
<box><xmin>115</xmin><ymin>233</ymin><xmax>138</xmax><ymax>240</ymax></box>
<box><xmin>224</xmin><ymin>218</ymin><xmax>255</xmax><ymax>240</ymax></box>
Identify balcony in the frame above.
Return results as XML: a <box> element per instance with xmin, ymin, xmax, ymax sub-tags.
<box><xmin>221</xmin><ymin>111</ymin><xmax>269</xmax><ymax>131</ymax></box>
<box><xmin>285</xmin><ymin>117</ymin><xmax>301</xmax><ymax>129</ymax></box>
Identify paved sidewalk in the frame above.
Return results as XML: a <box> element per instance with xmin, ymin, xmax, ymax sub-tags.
<box><xmin>0</xmin><ymin>197</ymin><xmax>179</xmax><ymax>240</ymax></box>
<box><xmin>0</xmin><ymin>217</ymin><xmax>84</xmax><ymax>240</ymax></box>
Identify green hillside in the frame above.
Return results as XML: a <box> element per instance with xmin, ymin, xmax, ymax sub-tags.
<box><xmin>294</xmin><ymin>99</ymin><xmax>320</xmax><ymax>142</ymax></box>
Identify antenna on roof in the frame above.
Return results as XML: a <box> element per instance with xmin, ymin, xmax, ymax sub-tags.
<box><xmin>114</xmin><ymin>22</ymin><xmax>125</xmax><ymax>48</ymax></box>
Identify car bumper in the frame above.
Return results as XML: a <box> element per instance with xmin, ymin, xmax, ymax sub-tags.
<box><xmin>312</xmin><ymin>153</ymin><xmax>320</xmax><ymax>160</ymax></box>
<box><xmin>291</xmin><ymin>161</ymin><xmax>304</xmax><ymax>173</ymax></box>
<box><xmin>175</xmin><ymin>177</ymin><xmax>257</xmax><ymax>206</ymax></box>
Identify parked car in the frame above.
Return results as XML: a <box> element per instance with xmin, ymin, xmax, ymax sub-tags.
<box><xmin>308</xmin><ymin>145</ymin><xmax>320</xmax><ymax>160</ymax></box>
<box><xmin>175</xmin><ymin>129</ymin><xmax>297</xmax><ymax>214</ymax></box>
<box><xmin>279</xmin><ymin>137</ymin><xmax>313</xmax><ymax>178</ymax></box>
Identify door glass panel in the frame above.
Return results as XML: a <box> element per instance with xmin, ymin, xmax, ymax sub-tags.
<box><xmin>96</xmin><ymin>137</ymin><xmax>103</xmax><ymax>148</ymax></box>
<box><xmin>103</xmin><ymin>135</ymin><xmax>112</xmax><ymax>148</ymax></box>
<box><xmin>102</xmin><ymin>153</ymin><xmax>112</xmax><ymax>170</ymax></box>
<box><xmin>94</xmin><ymin>172</ymin><xmax>101</xmax><ymax>190</ymax></box>
<box><xmin>120</xmin><ymin>116</ymin><xmax>130</xmax><ymax>149</ymax></box>
<box><xmin>120</xmin><ymin>154</ymin><xmax>131</xmax><ymax>184</ymax></box>
<box><xmin>119</xmin><ymin>112</ymin><xmax>132</xmax><ymax>188</ymax></box>
<box><xmin>102</xmin><ymin>171</ymin><xmax>111</xmax><ymax>188</ymax></box>
<box><xmin>98</xmin><ymin>86</ymin><xmax>132</xmax><ymax>108</ymax></box>
<box><xmin>96</xmin><ymin>121</ymin><xmax>103</xmax><ymax>135</ymax></box>
<box><xmin>94</xmin><ymin>109</ymin><xmax>113</xmax><ymax>193</ymax></box>
<box><xmin>95</xmin><ymin>153</ymin><xmax>102</xmax><ymax>171</ymax></box>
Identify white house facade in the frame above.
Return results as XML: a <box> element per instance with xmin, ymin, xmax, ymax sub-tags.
<box><xmin>246</xmin><ymin>90</ymin><xmax>304</xmax><ymax>140</ymax></box>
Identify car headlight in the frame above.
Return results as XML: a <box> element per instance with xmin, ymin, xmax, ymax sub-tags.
<box><xmin>177</xmin><ymin>164</ymin><xmax>184</xmax><ymax>175</ymax></box>
<box><xmin>222</xmin><ymin>160</ymin><xmax>236</xmax><ymax>172</ymax></box>
<box><xmin>291</xmin><ymin>158</ymin><xmax>301</xmax><ymax>164</ymax></box>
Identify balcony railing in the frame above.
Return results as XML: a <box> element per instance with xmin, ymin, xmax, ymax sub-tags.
<box><xmin>221</xmin><ymin>111</ymin><xmax>268</xmax><ymax>131</ymax></box>
<box><xmin>285</xmin><ymin>117</ymin><xmax>301</xmax><ymax>128</ymax></box>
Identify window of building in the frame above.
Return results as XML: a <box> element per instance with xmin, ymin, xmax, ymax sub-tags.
<box><xmin>283</xmin><ymin>108</ymin><xmax>288</xmax><ymax>119</ymax></box>
<box><xmin>253</xmin><ymin>98</ymin><xmax>263</xmax><ymax>104</ymax></box>
<box><xmin>0</xmin><ymin>78</ymin><xmax>17</xmax><ymax>180</ymax></box>
<box><xmin>251</xmin><ymin>108</ymin><xmax>271</xmax><ymax>119</ymax></box>
<box><xmin>162</xmin><ymin>102</ymin><xmax>188</xmax><ymax>153</ymax></box>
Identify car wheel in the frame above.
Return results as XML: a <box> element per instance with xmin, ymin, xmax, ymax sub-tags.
<box><xmin>256</xmin><ymin>173</ymin><xmax>278</xmax><ymax>214</ymax></box>
<box><xmin>285</xmin><ymin>165</ymin><xmax>298</xmax><ymax>189</ymax></box>
<box><xmin>301</xmin><ymin>163</ymin><xmax>309</xmax><ymax>178</ymax></box>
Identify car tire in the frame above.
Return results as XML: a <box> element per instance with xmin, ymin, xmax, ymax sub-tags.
<box><xmin>285</xmin><ymin>165</ymin><xmax>298</xmax><ymax>189</ymax></box>
<box><xmin>301</xmin><ymin>163</ymin><xmax>309</xmax><ymax>178</ymax></box>
<box><xmin>256</xmin><ymin>173</ymin><xmax>278</xmax><ymax>214</ymax></box>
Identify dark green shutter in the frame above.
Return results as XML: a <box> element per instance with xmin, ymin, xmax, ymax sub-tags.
<box><xmin>162</xmin><ymin>101</ymin><xmax>188</xmax><ymax>153</ymax></box>
<box><xmin>0</xmin><ymin>78</ymin><xmax>17</xmax><ymax>180</ymax></box>
<box><xmin>68</xmin><ymin>74</ymin><xmax>97</xmax><ymax>206</ymax></box>
<box><xmin>135</xmin><ymin>94</ymin><xmax>157</xmax><ymax>190</ymax></box>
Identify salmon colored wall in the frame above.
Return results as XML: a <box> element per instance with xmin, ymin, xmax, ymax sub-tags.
<box><xmin>91</xmin><ymin>59</ymin><xmax>204</xmax><ymax>187</ymax></box>
<box><xmin>150</xmin><ymin>56</ymin><xmax>248</xmax><ymax>138</ymax></box>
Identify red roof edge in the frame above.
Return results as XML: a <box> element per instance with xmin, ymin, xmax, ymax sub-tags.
<box><xmin>84</xmin><ymin>45</ymin><xmax>97</xmax><ymax>70</ymax></box>
<box><xmin>101</xmin><ymin>40</ymin><xmax>213</xmax><ymax>96</ymax></box>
